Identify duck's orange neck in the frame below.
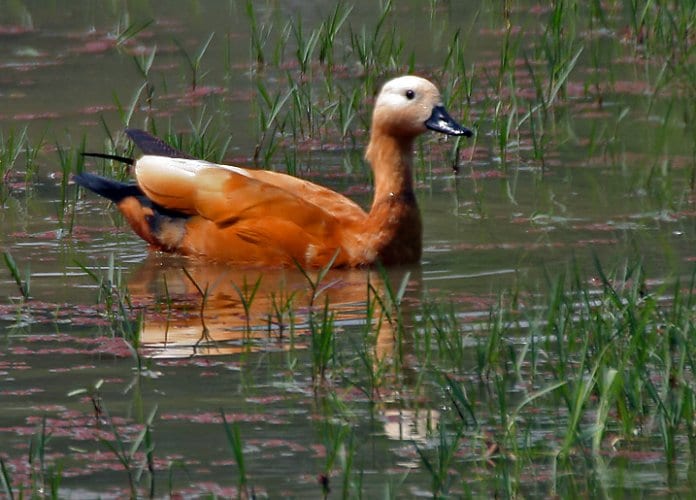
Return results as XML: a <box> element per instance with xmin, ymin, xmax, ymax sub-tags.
<box><xmin>366</xmin><ymin>132</ymin><xmax>416</xmax><ymax>207</ymax></box>
<box><xmin>363</xmin><ymin>131</ymin><xmax>422</xmax><ymax>265</ymax></box>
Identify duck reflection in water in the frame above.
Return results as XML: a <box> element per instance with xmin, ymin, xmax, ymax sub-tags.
<box><xmin>126</xmin><ymin>256</ymin><xmax>439</xmax><ymax>442</ymax></box>
<box><xmin>126</xmin><ymin>255</ymin><xmax>417</xmax><ymax>359</ymax></box>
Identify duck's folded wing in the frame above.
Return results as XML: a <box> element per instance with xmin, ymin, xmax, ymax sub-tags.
<box><xmin>248</xmin><ymin>169</ymin><xmax>367</xmax><ymax>222</ymax></box>
<box><xmin>136</xmin><ymin>156</ymin><xmax>340</xmax><ymax>236</ymax></box>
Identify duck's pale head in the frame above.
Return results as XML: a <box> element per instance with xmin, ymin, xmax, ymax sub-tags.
<box><xmin>372</xmin><ymin>75</ymin><xmax>473</xmax><ymax>139</ymax></box>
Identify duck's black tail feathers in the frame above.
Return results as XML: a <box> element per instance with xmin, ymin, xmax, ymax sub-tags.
<box><xmin>125</xmin><ymin>129</ymin><xmax>196</xmax><ymax>159</ymax></box>
<box><xmin>73</xmin><ymin>172</ymin><xmax>142</xmax><ymax>203</ymax></box>
<box><xmin>81</xmin><ymin>128</ymin><xmax>195</xmax><ymax>170</ymax></box>
<box><xmin>81</xmin><ymin>152</ymin><xmax>135</xmax><ymax>165</ymax></box>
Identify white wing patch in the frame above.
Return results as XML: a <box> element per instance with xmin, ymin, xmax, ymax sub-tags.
<box><xmin>137</xmin><ymin>156</ymin><xmax>252</xmax><ymax>178</ymax></box>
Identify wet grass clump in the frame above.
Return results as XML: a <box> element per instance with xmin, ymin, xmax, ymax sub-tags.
<box><xmin>1</xmin><ymin>258</ymin><xmax>693</xmax><ymax>497</ymax></box>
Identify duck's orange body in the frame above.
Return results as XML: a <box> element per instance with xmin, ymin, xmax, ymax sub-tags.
<box><xmin>75</xmin><ymin>76</ymin><xmax>472</xmax><ymax>267</ymax></box>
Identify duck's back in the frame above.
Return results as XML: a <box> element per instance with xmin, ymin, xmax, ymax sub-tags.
<box><xmin>135</xmin><ymin>155</ymin><xmax>368</xmax><ymax>223</ymax></box>
<box><xmin>131</xmin><ymin>156</ymin><xmax>369</xmax><ymax>266</ymax></box>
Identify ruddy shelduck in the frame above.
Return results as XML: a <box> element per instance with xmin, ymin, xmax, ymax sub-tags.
<box><xmin>74</xmin><ymin>76</ymin><xmax>473</xmax><ymax>267</ymax></box>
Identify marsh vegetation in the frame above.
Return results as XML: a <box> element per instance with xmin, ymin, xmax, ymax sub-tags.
<box><xmin>0</xmin><ymin>0</ymin><xmax>694</xmax><ymax>497</ymax></box>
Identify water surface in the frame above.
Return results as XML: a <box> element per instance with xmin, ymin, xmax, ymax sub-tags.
<box><xmin>1</xmin><ymin>0</ymin><xmax>694</xmax><ymax>497</ymax></box>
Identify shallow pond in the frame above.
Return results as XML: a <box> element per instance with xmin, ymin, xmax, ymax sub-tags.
<box><xmin>1</xmin><ymin>0</ymin><xmax>695</xmax><ymax>497</ymax></box>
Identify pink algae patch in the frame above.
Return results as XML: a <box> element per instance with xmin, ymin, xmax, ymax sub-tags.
<box><xmin>79</xmin><ymin>104</ymin><xmax>118</xmax><ymax>115</ymax></box>
<box><xmin>29</xmin><ymin>404</ymin><xmax>67</xmax><ymax>412</ymax></box>
<box><xmin>468</xmin><ymin>169</ymin><xmax>507</xmax><ymax>180</ymax></box>
<box><xmin>247</xmin><ymin>438</ymin><xmax>308</xmax><ymax>453</ymax></box>
<box><xmin>19</xmin><ymin>412</ymin><xmax>140</xmax><ymax>441</ymax></box>
<box><xmin>0</xmin><ymin>25</ymin><xmax>35</xmax><ymax>35</ymax></box>
<box><xmin>176</xmin><ymin>483</ymin><xmax>242</xmax><ymax>498</ymax></box>
<box><xmin>0</xmin><ymin>361</ymin><xmax>31</xmax><ymax>371</ymax></box>
<box><xmin>160</xmin><ymin>86</ymin><xmax>227</xmax><ymax>107</ymax></box>
<box><xmin>310</xmin><ymin>444</ymin><xmax>327</xmax><ymax>458</ymax></box>
<box><xmin>185</xmin><ymin>86</ymin><xmax>226</xmax><ymax>98</ymax></box>
<box><xmin>49</xmin><ymin>364</ymin><xmax>96</xmax><ymax>373</ymax></box>
<box><xmin>160</xmin><ymin>411</ymin><xmax>288</xmax><ymax>425</ymax></box>
<box><xmin>0</xmin><ymin>388</ymin><xmax>45</xmax><ymax>396</ymax></box>
<box><xmin>246</xmin><ymin>395</ymin><xmax>290</xmax><ymax>404</ymax></box>
<box><xmin>70</xmin><ymin>38</ymin><xmax>116</xmax><ymax>55</ymax></box>
<box><xmin>10</xmin><ymin>229</ymin><xmax>66</xmax><ymax>240</ymax></box>
<box><xmin>8</xmin><ymin>335</ymin><xmax>133</xmax><ymax>358</ymax></box>
<box><xmin>12</xmin><ymin>111</ymin><xmax>60</xmax><ymax>121</ymax></box>
<box><xmin>611</xmin><ymin>449</ymin><xmax>665</xmax><ymax>463</ymax></box>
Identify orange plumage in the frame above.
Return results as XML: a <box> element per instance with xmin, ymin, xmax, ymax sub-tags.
<box><xmin>75</xmin><ymin>76</ymin><xmax>472</xmax><ymax>267</ymax></box>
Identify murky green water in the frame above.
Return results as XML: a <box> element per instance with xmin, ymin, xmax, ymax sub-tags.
<box><xmin>1</xmin><ymin>0</ymin><xmax>694</xmax><ymax>497</ymax></box>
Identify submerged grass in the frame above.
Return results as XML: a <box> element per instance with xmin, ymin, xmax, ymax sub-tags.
<box><xmin>2</xmin><ymin>251</ymin><xmax>694</xmax><ymax>496</ymax></box>
<box><xmin>0</xmin><ymin>128</ymin><xmax>42</xmax><ymax>204</ymax></box>
<box><xmin>220</xmin><ymin>410</ymin><xmax>250</xmax><ymax>498</ymax></box>
<box><xmin>412</xmin><ymin>259</ymin><xmax>695</xmax><ymax>496</ymax></box>
<box><xmin>2</xmin><ymin>251</ymin><xmax>31</xmax><ymax>300</ymax></box>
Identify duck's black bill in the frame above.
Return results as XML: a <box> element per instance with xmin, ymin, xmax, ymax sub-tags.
<box><xmin>425</xmin><ymin>106</ymin><xmax>473</xmax><ymax>137</ymax></box>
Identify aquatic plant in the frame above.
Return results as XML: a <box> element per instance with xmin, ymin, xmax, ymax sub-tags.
<box><xmin>175</xmin><ymin>33</ymin><xmax>215</xmax><ymax>92</ymax></box>
<box><xmin>231</xmin><ymin>274</ymin><xmax>263</xmax><ymax>341</ymax></box>
<box><xmin>0</xmin><ymin>128</ymin><xmax>42</xmax><ymax>203</ymax></box>
<box><xmin>245</xmin><ymin>0</ymin><xmax>273</xmax><ymax>67</ymax></box>
<box><xmin>220</xmin><ymin>410</ymin><xmax>250</xmax><ymax>499</ymax></box>
<box><xmin>2</xmin><ymin>251</ymin><xmax>30</xmax><ymax>300</ymax></box>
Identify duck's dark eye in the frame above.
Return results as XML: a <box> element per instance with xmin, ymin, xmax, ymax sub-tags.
<box><xmin>405</xmin><ymin>89</ymin><xmax>415</xmax><ymax>100</ymax></box>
